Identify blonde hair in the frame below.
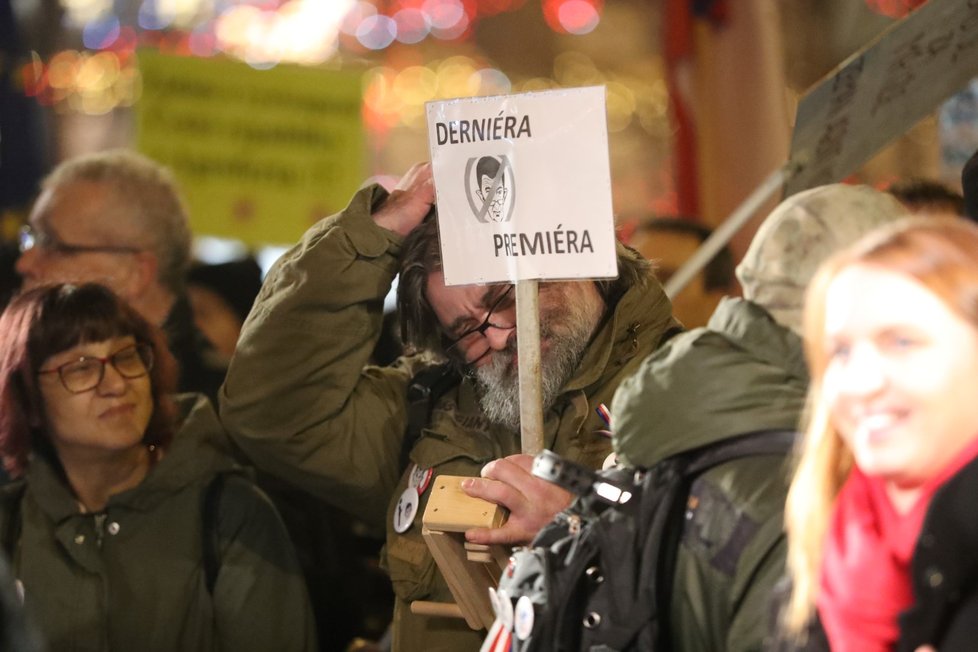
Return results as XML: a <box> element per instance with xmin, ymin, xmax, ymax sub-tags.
<box><xmin>784</xmin><ymin>216</ymin><xmax>978</xmax><ymax>634</ymax></box>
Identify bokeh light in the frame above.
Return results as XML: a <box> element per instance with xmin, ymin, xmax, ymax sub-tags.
<box><xmin>139</xmin><ymin>1</ymin><xmax>173</xmax><ymax>31</ymax></box>
<box><xmin>341</xmin><ymin>2</ymin><xmax>378</xmax><ymax>36</ymax></box>
<box><xmin>543</xmin><ymin>0</ymin><xmax>602</xmax><ymax>34</ymax></box>
<box><xmin>394</xmin><ymin>8</ymin><xmax>430</xmax><ymax>44</ymax></box>
<box><xmin>863</xmin><ymin>0</ymin><xmax>926</xmax><ymax>18</ymax></box>
<box><xmin>82</xmin><ymin>14</ymin><xmax>121</xmax><ymax>50</ymax></box>
<box><xmin>357</xmin><ymin>14</ymin><xmax>398</xmax><ymax>50</ymax></box>
<box><xmin>31</xmin><ymin>0</ymin><xmax>670</xmax><ymax>133</ymax></box>
<box><xmin>558</xmin><ymin>0</ymin><xmax>600</xmax><ymax>35</ymax></box>
<box><xmin>62</xmin><ymin>0</ymin><xmax>114</xmax><ymax>29</ymax></box>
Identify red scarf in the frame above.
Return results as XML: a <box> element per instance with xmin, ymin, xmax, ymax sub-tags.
<box><xmin>818</xmin><ymin>437</ymin><xmax>978</xmax><ymax>652</ymax></box>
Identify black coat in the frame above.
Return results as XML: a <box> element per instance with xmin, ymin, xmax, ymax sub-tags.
<box><xmin>769</xmin><ymin>454</ymin><xmax>978</xmax><ymax>652</ymax></box>
<box><xmin>898</xmin><ymin>453</ymin><xmax>978</xmax><ymax>651</ymax></box>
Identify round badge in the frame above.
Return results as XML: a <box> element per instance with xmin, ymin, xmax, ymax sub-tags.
<box><xmin>409</xmin><ymin>464</ymin><xmax>434</xmax><ymax>494</ymax></box>
<box><xmin>392</xmin><ymin>487</ymin><xmax>419</xmax><ymax>534</ymax></box>
<box><xmin>497</xmin><ymin>588</ymin><xmax>514</xmax><ymax>632</ymax></box>
<box><xmin>602</xmin><ymin>452</ymin><xmax>618</xmax><ymax>470</ymax></box>
<box><xmin>514</xmin><ymin>595</ymin><xmax>535</xmax><ymax>640</ymax></box>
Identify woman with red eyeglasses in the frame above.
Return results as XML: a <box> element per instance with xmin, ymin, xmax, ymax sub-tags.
<box><xmin>0</xmin><ymin>283</ymin><xmax>315</xmax><ymax>652</ymax></box>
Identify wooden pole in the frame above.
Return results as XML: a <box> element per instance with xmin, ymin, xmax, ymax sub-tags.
<box><xmin>664</xmin><ymin>164</ymin><xmax>792</xmax><ymax>298</ymax></box>
<box><xmin>516</xmin><ymin>279</ymin><xmax>544</xmax><ymax>455</ymax></box>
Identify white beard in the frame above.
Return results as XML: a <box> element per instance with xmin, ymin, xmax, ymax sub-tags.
<box><xmin>475</xmin><ymin>295</ymin><xmax>602</xmax><ymax>431</ymax></box>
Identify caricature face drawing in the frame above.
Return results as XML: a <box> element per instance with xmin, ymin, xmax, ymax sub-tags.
<box><xmin>465</xmin><ymin>155</ymin><xmax>515</xmax><ymax>224</ymax></box>
<box><xmin>477</xmin><ymin>173</ymin><xmax>509</xmax><ymax>223</ymax></box>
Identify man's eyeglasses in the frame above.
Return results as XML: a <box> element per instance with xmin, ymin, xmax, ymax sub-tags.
<box><xmin>443</xmin><ymin>285</ymin><xmax>516</xmax><ymax>356</ymax></box>
<box><xmin>38</xmin><ymin>344</ymin><xmax>155</xmax><ymax>394</ymax></box>
<box><xmin>19</xmin><ymin>225</ymin><xmax>142</xmax><ymax>256</ymax></box>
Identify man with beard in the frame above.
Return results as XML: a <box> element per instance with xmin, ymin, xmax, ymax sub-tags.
<box><xmin>220</xmin><ymin>162</ymin><xmax>679</xmax><ymax>650</ymax></box>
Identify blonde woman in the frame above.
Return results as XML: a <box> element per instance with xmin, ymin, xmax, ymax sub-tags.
<box><xmin>780</xmin><ymin>217</ymin><xmax>978</xmax><ymax>652</ymax></box>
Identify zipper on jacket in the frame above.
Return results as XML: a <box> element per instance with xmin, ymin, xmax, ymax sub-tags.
<box><xmin>92</xmin><ymin>513</ymin><xmax>107</xmax><ymax>549</ymax></box>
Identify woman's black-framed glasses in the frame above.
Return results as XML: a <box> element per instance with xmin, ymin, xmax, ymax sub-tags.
<box><xmin>38</xmin><ymin>344</ymin><xmax>155</xmax><ymax>394</ymax></box>
<box><xmin>442</xmin><ymin>285</ymin><xmax>516</xmax><ymax>355</ymax></box>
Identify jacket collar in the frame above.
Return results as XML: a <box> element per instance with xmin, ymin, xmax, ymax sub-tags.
<box><xmin>563</xmin><ymin>265</ymin><xmax>677</xmax><ymax>396</ymax></box>
<box><xmin>612</xmin><ymin>297</ymin><xmax>809</xmax><ymax>467</ymax></box>
<box><xmin>708</xmin><ymin>297</ymin><xmax>808</xmax><ymax>382</ymax></box>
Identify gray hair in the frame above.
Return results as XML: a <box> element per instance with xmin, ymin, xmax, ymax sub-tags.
<box><xmin>42</xmin><ymin>149</ymin><xmax>192</xmax><ymax>294</ymax></box>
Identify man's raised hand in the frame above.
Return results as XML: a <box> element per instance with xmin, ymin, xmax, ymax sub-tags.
<box><xmin>373</xmin><ymin>161</ymin><xmax>435</xmax><ymax>237</ymax></box>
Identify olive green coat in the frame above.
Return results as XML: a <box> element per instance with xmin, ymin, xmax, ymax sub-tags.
<box><xmin>1</xmin><ymin>394</ymin><xmax>316</xmax><ymax>652</ymax></box>
<box><xmin>611</xmin><ymin>297</ymin><xmax>809</xmax><ymax>652</ymax></box>
<box><xmin>220</xmin><ymin>185</ymin><xmax>679</xmax><ymax>651</ymax></box>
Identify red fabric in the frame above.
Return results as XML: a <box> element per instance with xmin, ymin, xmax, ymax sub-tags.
<box><xmin>663</xmin><ymin>0</ymin><xmax>694</xmax><ymax>61</ymax></box>
<box><xmin>662</xmin><ymin>0</ymin><xmax>698</xmax><ymax>216</ymax></box>
<box><xmin>818</xmin><ymin>436</ymin><xmax>978</xmax><ymax>651</ymax></box>
<box><xmin>863</xmin><ymin>0</ymin><xmax>928</xmax><ymax>18</ymax></box>
<box><xmin>660</xmin><ymin>0</ymin><xmax>731</xmax><ymax>216</ymax></box>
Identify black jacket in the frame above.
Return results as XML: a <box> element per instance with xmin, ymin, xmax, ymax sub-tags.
<box><xmin>163</xmin><ymin>294</ymin><xmax>227</xmax><ymax>403</ymax></box>
<box><xmin>899</xmin><ymin>453</ymin><xmax>978</xmax><ymax>651</ymax></box>
<box><xmin>769</xmin><ymin>454</ymin><xmax>978</xmax><ymax>651</ymax></box>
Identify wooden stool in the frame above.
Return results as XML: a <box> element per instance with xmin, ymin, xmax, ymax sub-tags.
<box><xmin>412</xmin><ymin>475</ymin><xmax>509</xmax><ymax>630</ymax></box>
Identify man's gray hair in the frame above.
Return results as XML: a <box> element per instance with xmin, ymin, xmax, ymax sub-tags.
<box><xmin>42</xmin><ymin>149</ymin><xmax>192</xmax><ymax>294</ymax></box>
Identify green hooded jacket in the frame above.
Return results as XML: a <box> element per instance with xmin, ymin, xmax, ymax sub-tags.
<box><xmin>0</xmin><ymin>394</ymin><xmax>316</xmax><ymax>652</ymax></box>
<box><xmin>611</xmin><ymin>296</ymin><xmax>808</xmax><ymax>652</ymax></box>
<box><xmin>220</xmin><ymin>184</ymin><xmax>679</xmax><ymax>651</ymax></box>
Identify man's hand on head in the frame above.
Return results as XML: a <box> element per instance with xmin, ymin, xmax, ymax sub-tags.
<box><xmin>373</xmin><ymin>161</ymin><xmax>435</xmax><ymax>238</ymax></box>
<box><xmin>461</xmin><ymin>454</ymin><xmax>573</xmax><ymax>546</ymax></box>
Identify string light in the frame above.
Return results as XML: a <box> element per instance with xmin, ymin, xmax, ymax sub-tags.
<box><xmin>31</xmin><ymin>0</ymin><xmax>667</xmax><ymax>140</ymax></box>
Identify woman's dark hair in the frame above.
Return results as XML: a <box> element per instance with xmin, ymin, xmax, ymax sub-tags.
<box><xmin>0</xmin><ymin>283</ymin><xmax>178</xmax><ymax>476</ymax></box>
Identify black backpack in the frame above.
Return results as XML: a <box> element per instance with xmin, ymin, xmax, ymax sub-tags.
<box><xmin>491</xmin><ymin>429</ymin><xmax>795</xmax><ymax>652</ymax></box>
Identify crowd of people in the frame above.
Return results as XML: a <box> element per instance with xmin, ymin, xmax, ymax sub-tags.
<box><xmin>0</xmin><ymin>145</ymin><xmax>975</xmax><ymax>652</ymax></box>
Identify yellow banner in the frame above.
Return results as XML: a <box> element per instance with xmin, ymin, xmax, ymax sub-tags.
<box><xmin>137</xmin><ymin>50</ymin><xmax>365</xmax><ymax>246</ymax></box>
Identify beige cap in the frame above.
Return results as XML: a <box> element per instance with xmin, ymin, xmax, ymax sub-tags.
<box><xmin>736</xmin><ymin>184</ymin><xmax>908</xmax><ymax>333</ymax></box>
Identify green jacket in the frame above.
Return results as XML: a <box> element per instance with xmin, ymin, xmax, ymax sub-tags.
<box><xmin>1</xmin><ymin>394</ymin><xmax>316</xmax><ymax>652</ymax></box>
<box><xmin>611</xmin><ymin>297</ymin><xmax>808</xmax><ymax>652</ymax></box>
<box><xmin>220</xmin><ymin>185</ymin><xmax>678</xmax><ymax>651</ymax></box>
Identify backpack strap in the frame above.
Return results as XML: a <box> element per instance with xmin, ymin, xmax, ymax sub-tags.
<box><xmin>399</xmin><ymin>362</ymin><xmax>460</xmax><ymax>471</ymax></box>
<box><xmin>0</xmin><ymin>482</ymin><xmax>26</xmax><ymax>564</ymax></box>
<box><xmin>683</xmin><ymin>429</ymin><xmax>797</xmax><ymax>475</ymax></box>
<box><xmin>653</xmin><ymin>428</ymin><xmax>797</xmax><ymax>648</ymax></box>
<box><xmin>202</xmin><ymin>473</ymin><xmax>229</xmax><ymax>595</ymax></box>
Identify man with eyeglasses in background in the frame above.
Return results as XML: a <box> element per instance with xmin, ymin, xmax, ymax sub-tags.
<box><xmin>16</xmin><ymin>150</ymin><xmax>400</xmax><ymax>652</ymax></box>
<box><xmin>16</xmin><ymin>149</ymin><xmax>225</xmax><ymax>402</ymax></box>
<box><xmin>220</xmin><ymin>161</ymin><xmax>681</xmax><ymax>651</ymax></box>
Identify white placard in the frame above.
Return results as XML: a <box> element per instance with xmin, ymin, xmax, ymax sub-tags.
<box><xmin>785</xmin><ymin>0</ymin><xmax>978</xmax><ymax>197</ymax></box>
<box><xmin>426</xmin><ymin>86</ymin><xmax>618</xmax><ymax>286</ymax></box>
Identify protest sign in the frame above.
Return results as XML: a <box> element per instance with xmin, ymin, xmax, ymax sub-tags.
<box><xmin>786</xmin><ymin>0</ymin><xmax>978</xmax><ymax>196</ymax></box>
<box><xmin>137</xmin><ymin>50</ymin><xmax>364</xmax><ymax>246</ymax></box>
<box><xmin>426</xmin><ymin>86</ymin><xmax>617</xmax><ymax>286</ymax></box>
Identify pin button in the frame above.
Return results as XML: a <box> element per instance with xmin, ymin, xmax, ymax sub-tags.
<box><xmin>585</xmin><ymin>566</ymin><xmax>604</xmax><ymax>585</ymax></box>
<box><xmin>74</xmin><ymin>534</ymin><xmax>85</xmax><ymax>545</ymax></box>
<box><xmin>107</xmin><ymin>522</ymin><xmax>120</xmax><ymax>535</ymax></box>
